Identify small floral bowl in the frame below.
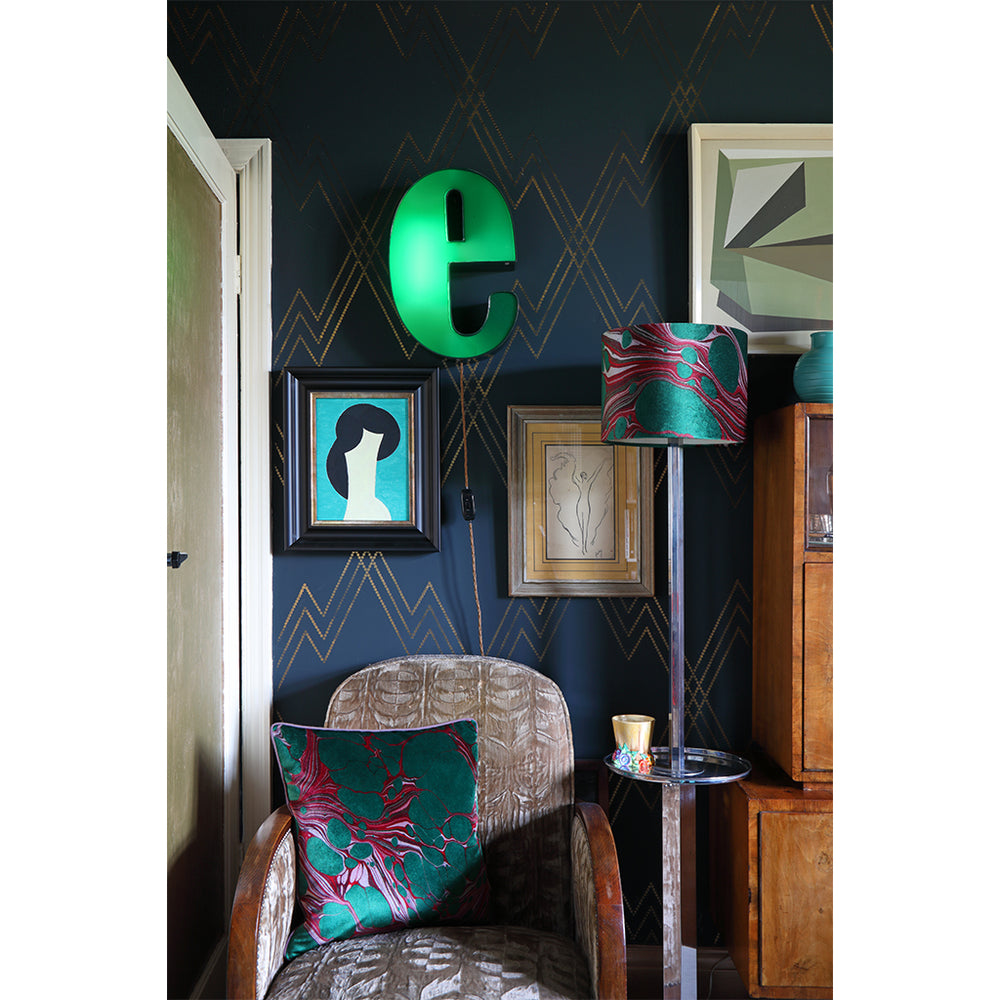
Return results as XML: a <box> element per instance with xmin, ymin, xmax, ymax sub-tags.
<box><xmin>612</xmin><ymin>744</ymin><xmax>653</xmax><ymax>774</ymax></box>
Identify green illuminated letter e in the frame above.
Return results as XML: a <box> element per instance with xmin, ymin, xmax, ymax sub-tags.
<box><xmin>389</xmin><ymin>169</ymin><xmax>517</xmax><ymax>359</ymax></box>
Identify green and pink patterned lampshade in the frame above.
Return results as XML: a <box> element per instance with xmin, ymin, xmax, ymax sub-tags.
<box><xmin>601</xmin><ymin>323</ymin><xmax>749</xmax><ymax>445</ymax></box>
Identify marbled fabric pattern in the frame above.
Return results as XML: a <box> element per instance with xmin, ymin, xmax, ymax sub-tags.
<box><xmin>271</xmin><ymin>720</ymin><xmax>490</xmax><ymax>957</ymax></box>
<box><xmin>324</xmin><ymin>656</ymin><xmax>576</xmax><ymax>939</ymax></box>
<box><xmin>264</xmin><ymin>924</ymin><xmax>593</xmax><ymax>1000</ymax></box>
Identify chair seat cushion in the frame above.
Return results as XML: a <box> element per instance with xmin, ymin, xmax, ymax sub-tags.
<box><xmin>264</xmin><ymin>924</ymin><xmax>594</xmax><ymax>1000</ymax></box>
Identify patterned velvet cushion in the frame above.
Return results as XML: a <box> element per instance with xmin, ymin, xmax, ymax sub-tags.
<box><xmin>271</xmin><ymin>719</ymin><xmax>491</xmax><ymax>960</ymax></box>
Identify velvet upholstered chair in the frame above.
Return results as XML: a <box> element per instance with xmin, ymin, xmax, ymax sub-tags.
<box><xmin>227</xmin><ymin>655</ymin><xmax>626</xmax><ymax>999</ymax></box>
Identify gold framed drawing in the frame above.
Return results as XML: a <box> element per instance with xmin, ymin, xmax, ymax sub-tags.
<box><xmin>507</xmin><ymin>405</ymin><xmax>654</xmax><ymax>597</ymax></box>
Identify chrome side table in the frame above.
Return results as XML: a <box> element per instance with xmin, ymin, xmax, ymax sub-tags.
<box><xmin>606</xmin><ymin>747</ymin><xmax>750</xmax><ymax>999</ymax></box>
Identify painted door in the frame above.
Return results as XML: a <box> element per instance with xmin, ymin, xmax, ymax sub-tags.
<box><xmin>167</xmin><ymin>63</ymin><xmax>240</xmax><ymax>999</ymax></box>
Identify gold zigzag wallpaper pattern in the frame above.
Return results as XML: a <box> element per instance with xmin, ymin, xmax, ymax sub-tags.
<box><xmin>168</xmin><ymin>0</ymin><xmax>832</xmax><ymax>946</ymax></box>
<box><xmin>275</xmin><ymin>555</ymin><xmax>750</xmax><ymax>749</ymax></box>
<box><xmin>172</xmin><ymin>2</ymin><xmax>830</xmax><ymax>369</ymax></box>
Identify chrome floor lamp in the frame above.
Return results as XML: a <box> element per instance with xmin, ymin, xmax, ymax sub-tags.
<box><xmin>601</xmin><ymin>322</ymin><xmax>752</xmax><ymax>998</ymax></box>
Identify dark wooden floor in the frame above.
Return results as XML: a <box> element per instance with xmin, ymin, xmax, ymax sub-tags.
<box><xmin>627</xmin><ymin>946</ymin><xmax>752</xmax><ymax>999</ymax></box>
<box><xmin>627</xmin><ymin>944</ymin><xmax>825</xmax><ymax>999</ymax></box>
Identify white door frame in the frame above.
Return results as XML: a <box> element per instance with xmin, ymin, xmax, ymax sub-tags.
<box><xmin>168</xmin><ymin>60</ymin><xmax>274</xmax><ymax>994</ymax></box>
<box><xmin>219</xmin><ymin>136</ymin><xmax>274</xmax><ymax>848</ymax></box>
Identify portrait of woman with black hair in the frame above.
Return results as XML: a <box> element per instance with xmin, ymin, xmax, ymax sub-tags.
<box><xmin>320</xmin><ymin>401</ymin><xmax>408</xmax><ymax>522</ymax></box>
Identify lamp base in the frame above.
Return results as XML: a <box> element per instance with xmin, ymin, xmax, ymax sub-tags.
<box><xmin>663</xmin><ymin>752</ymin><xmax>704</xmax><ymax>779</ymax></box>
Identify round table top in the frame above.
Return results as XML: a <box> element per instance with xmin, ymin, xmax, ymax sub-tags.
<box><xmin>604</xmin><ymin>746</ymin><xmax>751</xmax><ymax>785</ymax></box>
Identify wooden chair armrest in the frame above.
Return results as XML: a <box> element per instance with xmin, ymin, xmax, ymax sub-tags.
<box><xmin>227</xmin><ymin>805</ymin><xmax>296</xmax><ymax>1000</ymax></box>
<box><xmin>572</xmin><ymin>801</ymin><xmax>626</xmax><ymax>1000</ymax></box>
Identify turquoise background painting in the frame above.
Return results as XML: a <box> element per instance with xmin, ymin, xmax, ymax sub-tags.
<box><xmin>314</xmin><ymin>396</ymin><xmax>411</xmax><ymax>522</ymax></box>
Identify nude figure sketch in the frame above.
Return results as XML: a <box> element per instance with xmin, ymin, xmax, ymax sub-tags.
<box><xmin>544</xmin><ymin>445</ymin><xmax>615</xmax><ymax>559</ymax></box>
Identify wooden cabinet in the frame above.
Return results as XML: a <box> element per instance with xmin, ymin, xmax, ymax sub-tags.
<box><xmin>711</xmin><ymin>755</ymin><xmax>833</xmax><ymax>999</ymax></box>
<box><xmin>752</xmin><ymin>403</ymin><xmax>832</xmax><ymax>784</ymax></box>
<box><xmin>711</xmin><ymin>403</ymin><xmax>834</xmax><ymax>997</ymax></box>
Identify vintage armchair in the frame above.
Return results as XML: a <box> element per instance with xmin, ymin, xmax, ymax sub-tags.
<box><xmin>227</xmin><ymin>655</ymin><xmax>626</xmax><ymax>999</ymax></box>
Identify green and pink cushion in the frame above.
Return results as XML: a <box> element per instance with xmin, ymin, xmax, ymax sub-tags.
<box><xmin>270</xmin><ymin>719</ymin><xmax>491</xmax><ymax>960</ymax></box>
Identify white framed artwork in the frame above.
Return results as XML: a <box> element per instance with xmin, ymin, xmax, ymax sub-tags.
<box><xmin>689</xmin><ymin>123</ymin><xmax>833</xmax><ymax>354</ymax></box>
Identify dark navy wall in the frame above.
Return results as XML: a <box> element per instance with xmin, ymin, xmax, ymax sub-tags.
<box><xmin>168</xmin><ymin>0</ymin><xmax>832</xmax><ymax>945</ymax></box>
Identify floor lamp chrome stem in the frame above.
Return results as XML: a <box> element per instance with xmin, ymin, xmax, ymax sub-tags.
<box><xmin>667</xmin><ymin>442</ymin><xmax>685</xmax><ymax>776</ymax></box>
<box><xmin>667</xmin><ymin>442</ymin><xmax>702</xmax><ymax>778</ymax></box>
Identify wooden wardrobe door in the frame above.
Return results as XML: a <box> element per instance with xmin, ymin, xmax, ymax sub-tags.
<box><xmin>802</xmin><ymin>563</ymin><xmax>833</xmax><ymax>773</ymax></box>
<box><xmin>759</xmin><ymin>811</ymin><xmax>833</xmax><ymax>990</ymax></box>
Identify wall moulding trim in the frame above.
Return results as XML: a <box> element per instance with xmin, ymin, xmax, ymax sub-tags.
<box><xmin>219</xmin><ymin>137</ymin><xmax>274</xmax><ymax>849</ymax></box>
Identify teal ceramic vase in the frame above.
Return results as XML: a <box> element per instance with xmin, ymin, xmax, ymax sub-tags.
<box><xmin>793</xmin><ymin>331</ymin><xmax>833</xmax><ymax>403</ymax></box>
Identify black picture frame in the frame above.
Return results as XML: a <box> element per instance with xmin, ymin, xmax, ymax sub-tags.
<box><xmin>280</xmin><ymin>367</ymin><xmax>440</xmax><ymax>552</ymax></box>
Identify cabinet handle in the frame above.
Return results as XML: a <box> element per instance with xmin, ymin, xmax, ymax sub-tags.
<box><xmin>167</xmin><ymin>551</ymin><xmax>188</xmax><ymax>569</ymax></box>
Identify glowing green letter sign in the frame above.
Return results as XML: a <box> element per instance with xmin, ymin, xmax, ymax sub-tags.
<box><xmin>389</xmin><ymin>169</ymin><xmax>517</xmax><ymax>359</ymax></box>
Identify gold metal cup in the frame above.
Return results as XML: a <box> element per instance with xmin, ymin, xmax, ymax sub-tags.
<box><xmin>612</xmin><ymin>714</ymin><xmax>654</xmax><ymax>773</ymax></box>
